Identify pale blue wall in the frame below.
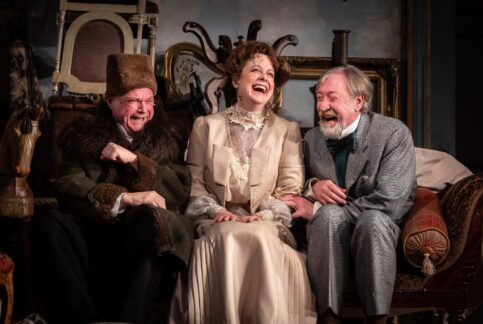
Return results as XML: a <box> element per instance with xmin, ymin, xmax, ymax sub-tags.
<box><xmin>30</xmin><ymin>0</ymin><xmax>401</xmax><ymax>127</ymax></box>
<box><xmin>25</xmin><ymin>0</ymin><xmax>464</xmax><ymax>165</ymax></box>
<box><xmin>157</xmin><ymin>0</ymin><xmax>400</xmax><ymax>58</ymax></box>
<box><xmin>154</xmin><ymin>0</ymin><xmax>401</xmax><ymax>127</ymax></box>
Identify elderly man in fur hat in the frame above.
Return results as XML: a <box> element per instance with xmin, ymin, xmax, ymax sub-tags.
<box><xmin>31</xmin><ymin>54</ymin><xmax>194</xmax><ymax>324</ymax></box>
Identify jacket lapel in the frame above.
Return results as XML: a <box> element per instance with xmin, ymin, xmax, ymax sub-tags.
<box><xmin>211</xmin><ymin>118</ymin><xmax>232</xmax><ymax>205</ymax></box>
<box><xmin>213</xmin><ymin>144</ymin><xmax>232</xmax><ymax>186</ymax></box>
<box><xmin>250</xmin><ymin>114</ymin><xmax>272</xmax><ymax>186</ymax></box>
<box><xmin>346</xmin><ymin>114</ymin><xmax>369</xmax><ymax>190</ymax></box>
<box><xmin>247</xmin><ymin>114</ymin><xmax>274</xmax><ymax>213</ymax></box>
<box><xmin>314</xmin><ymin>129</ymin><xmax>337</xmax><ymax>182</ymax></box>
<box><xmin>250</xmin><ymin>147</ymin><xmax>270</xmax><ymax>186</ymax></box>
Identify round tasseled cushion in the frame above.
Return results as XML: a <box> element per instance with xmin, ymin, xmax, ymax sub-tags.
<box><xmin>402</xmin><ymin>188</ymin><xmax>450</xmax><ymax>270</ymax></box>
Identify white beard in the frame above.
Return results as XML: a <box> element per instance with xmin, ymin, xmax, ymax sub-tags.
<box><xmin>318</xmin><ymin>102</ymin><xmax>356</xmax><ymax>139</ymax></box>
<box><xmin>319</xmin><ymin>121</ymin><xmax>343</xmax><ymax>139</ymax></box>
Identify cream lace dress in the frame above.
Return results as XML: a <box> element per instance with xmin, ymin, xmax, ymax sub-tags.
<box><xmin>170</xmin><ymin>105</ymin><xmax>316</xmax><ymax>324</ymax></box>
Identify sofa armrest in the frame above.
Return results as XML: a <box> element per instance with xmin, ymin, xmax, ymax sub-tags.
<box><xmin>437</xmin><ymin>173</ymin><xmax>483</xmax><ymax>272</ymax></box>
<box><xmin>418</xmin><ymin>173</ymin><xmax>483</xmax><ymax>292</ymax></box>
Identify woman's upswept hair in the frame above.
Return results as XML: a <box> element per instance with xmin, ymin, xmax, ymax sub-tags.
<box><xmin>224</xmin><ymin>41</ymin><xmax>291</xmax><ymax>89</ymax></box>
<box><xmin>316</xmin><ymin>64</ymin><xmax>374</xmax><ymax>113</ymax></box>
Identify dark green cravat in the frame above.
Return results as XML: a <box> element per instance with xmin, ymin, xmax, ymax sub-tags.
<box><xmin>326</xmin><ymin>133</ymin><xmax>355</xmax><ymax>188</ymax></box>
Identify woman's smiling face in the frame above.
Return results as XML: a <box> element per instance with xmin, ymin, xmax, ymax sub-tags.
<box><xmin>232</xmin><ymin>54</ymin><xmax>275</xmax><ymax>112</ymax></box>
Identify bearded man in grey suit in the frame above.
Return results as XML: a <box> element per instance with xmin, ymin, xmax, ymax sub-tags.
<box><xmin>282</xmin><ymin>64</ymin><xmax>416</xmax><ymax>324</ymax></box>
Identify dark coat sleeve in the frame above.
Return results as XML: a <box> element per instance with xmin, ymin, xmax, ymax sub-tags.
<box><xmin>54</xmin><ymin>158</ymin><xmax>125</xmax><ymax>223</ymax></box>
<box><xmin>54</xmin><ymin>153</ymin><xmax>191</xmax><ymax>222</ymax></box>
<box><xmin>54</xmin><ymin>153</ymin><xmax>194</xmax><ymax>267</ymax></box>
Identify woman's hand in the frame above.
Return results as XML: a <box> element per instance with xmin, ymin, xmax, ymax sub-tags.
<box><xmin>239</xmin><ymin>215</ymin><xmax>263</xmax><ymax>223</ymax></box>
<box><xmin>213</xmin><ymin>211</ymin><xmax>238</xmax><ymax>223</ymax></box>
<box><xmin>100</xmin><ymin>142</ymin><xmax>138</xmax><ymax>169</ymax></box>
<box><xmin>120</xmin><ymin>191</ymin><xmax>166</xmax><ymax>209</ymax></box>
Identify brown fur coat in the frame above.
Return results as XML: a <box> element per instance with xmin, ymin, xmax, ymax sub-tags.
<box><xmin>54</xmin><ymin>105</ymin><xmax>193</xmax><ymax>265</ymax></box>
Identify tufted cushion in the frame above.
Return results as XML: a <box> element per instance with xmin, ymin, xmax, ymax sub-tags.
<box><xmin>0</xmin><ymin>252</ymin><xmax>15</xmax><ymax>324</ymax></box>
<box><xmin>0</xmin><ymin>252</ymin><xmax>14</xmax><ymax>274</ymax></box>
<box><xmin>402</xmin><ymin>188</ymin><xmax>450</xmax><ymax>275</ymax></box>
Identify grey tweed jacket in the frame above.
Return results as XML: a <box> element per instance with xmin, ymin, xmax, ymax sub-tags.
<box><xmin>304</xmin><ymin>112</ymin><xmax>416</xmax><ymax>224</ymax></box>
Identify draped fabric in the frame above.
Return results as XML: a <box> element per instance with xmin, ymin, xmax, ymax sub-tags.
<box><xmin>171</xmin><ymin>221</ymin><xmax>316</xmax><ymax>324</ymax></box>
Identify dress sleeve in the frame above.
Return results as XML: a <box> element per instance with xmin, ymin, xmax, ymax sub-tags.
<box><xmin>185</xmin><ymin>194</ymin><xmax>226</xmax><ymax>221</ymax></box>
<box><xmin>186</xmin><ymin>116</ymin><xmax>212</xmax><ymax>198</ymax></box>
<box><xmin>54</xmin><ymin>159</ymin><xmax>128</xmax><ymax>223</ymax></box>
<box><xmin>256</xmin><ymin>195</ymin><xmax>292</xmax><ymax>227</ymax></box>
<box><xmin>274</xmin><ymin>122</ymin><xmax>304</xmax><ymax>197</ymax></box>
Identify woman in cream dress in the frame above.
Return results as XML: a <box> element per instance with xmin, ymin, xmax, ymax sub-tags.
<box><xmin>171</xmin><ymin>41</ymin><xmax>315</xmax><ymax>324</ymax></box>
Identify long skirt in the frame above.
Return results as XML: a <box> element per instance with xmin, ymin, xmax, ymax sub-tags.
<box><xmin>170</xmin><ymin>220</ymin><xmax>316</xmax><ymax>324</ymax></box>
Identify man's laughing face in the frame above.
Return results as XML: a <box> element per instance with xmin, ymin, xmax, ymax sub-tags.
<box><xmin>108</xmin><ymin>88</ymin><xmax>155</xmax><ymax>136</ymax></box>
<box><xmin>315</xmin><ymin>72</ymin><xmax>363</xmax><ymax>139</ymax></box>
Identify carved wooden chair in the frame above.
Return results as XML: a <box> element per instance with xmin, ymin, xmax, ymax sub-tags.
<box><xmin>52</xmin><ymin>0</ymin><xmax>160</xmax><ymax>96</ymax></box>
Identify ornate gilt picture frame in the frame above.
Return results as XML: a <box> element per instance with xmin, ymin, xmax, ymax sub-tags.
<box><xmin>163</xmin><ymin>42</ymin><xmax>225</xmax><ymax>101</ymax></box>
<box><xmin>285</xmin><ymin>56</ymin><xmax>401</xmax><ymax>127</ymax></box>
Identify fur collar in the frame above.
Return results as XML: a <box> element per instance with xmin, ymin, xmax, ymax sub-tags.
<box><xmin>59</xmin><ymin>104</ymin><xmax>186</xmax><ymax>163</ymax></box>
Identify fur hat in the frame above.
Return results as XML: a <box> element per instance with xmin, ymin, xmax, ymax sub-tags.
<box><xmin>105</xmin><ymin>54</ymin><xmax>157</xmax><ymax>97</ymax></box>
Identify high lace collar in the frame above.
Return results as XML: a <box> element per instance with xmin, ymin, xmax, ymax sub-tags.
<box><xmin>227</xmin><ymin>104</ymin><xmax>269</xmax><ymax>130</ymax></box>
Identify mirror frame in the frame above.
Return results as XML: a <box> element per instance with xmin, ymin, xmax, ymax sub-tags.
<box><xmin>284</xmin><ymin>56</ymin><xmax>401</xmax><ymax>126</ymax></box>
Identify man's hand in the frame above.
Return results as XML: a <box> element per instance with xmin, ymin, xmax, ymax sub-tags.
<box><xmin>280</xmin><ymin>194</ymin><xmax>314</xmax><ymax>221</ymax></box>
<box><xmin>120</xmin><ymin>191</ymin><xmax>166</xmax><ymax>209</ymax></box>
<box><xmin>312</xmin><ymin>179</ymin><xmax>347</xmax><ymax>205</ymax></box>
<box><xmin>100</xmin><ymin>142</ymin><xmax>138</xmax><ymax>168</ymax></box>
<box><xmin>213</xmin><ymin>211</ymin><xmax>238</xmax><ymax>223</ymax></box>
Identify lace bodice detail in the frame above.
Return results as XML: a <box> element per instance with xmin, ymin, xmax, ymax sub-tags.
<box><xmin>227</xmin><ymin>105</ymin><xmax>268</xmax><ymax>181</ymax></box>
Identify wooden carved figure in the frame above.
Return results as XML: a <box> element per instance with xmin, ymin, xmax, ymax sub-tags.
<box><xmin>0</xmin><ymin>107</ymin><xmax>43</xmax><ymax>219</ymax></box>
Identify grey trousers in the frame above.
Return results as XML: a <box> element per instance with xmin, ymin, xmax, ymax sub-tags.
<box><xmin>306</xmin><ymin>204</ymin><xmax>400</xmax><ymax>316</ymax></box>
